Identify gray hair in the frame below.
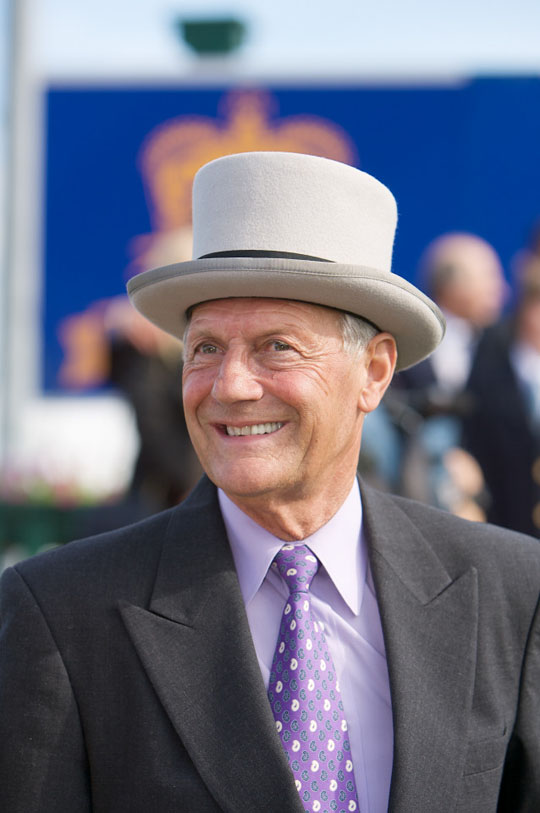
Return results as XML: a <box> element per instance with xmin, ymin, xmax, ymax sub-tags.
<box><xmin>182</xmin><ymin>304</ymin><xmax>378</xmax><ymax>356</ymax></box>
<box><xmin>339</xmin><ymin>312</ymin><xmax>379</xmax><ymax>356</ymax></box>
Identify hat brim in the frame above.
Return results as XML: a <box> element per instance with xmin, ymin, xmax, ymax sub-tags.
<box><xmin>127</xmin><ymin>257</ymin><xmax>445</xmax><ymax>371</ymax></box>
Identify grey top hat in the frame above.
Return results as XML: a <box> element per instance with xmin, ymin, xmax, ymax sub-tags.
<box><xmin>127</xmin><ymin>151</ymin><xmax>445</xmax><ymax>370</ymax></box>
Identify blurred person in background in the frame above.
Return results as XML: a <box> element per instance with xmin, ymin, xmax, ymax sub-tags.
<box><xmin>463</xmin><ymin>250</ymin><xmax>540</xmax><ymax>538</ymax></box>
<box><xmin>104</xmin><ymin>299</ymin><xmax>202</xmax><ymax>512</ymax></box>
<box><xmin>394</xmin><ymin>231</ymin><xmax>507</xmax><ymax>411</ymax></box>
<box><xmin>57</xmin><ymin>297</ymin><xmax>202</xmax><ymax>535</ymax></box>
<box><xmin>107</xmin><ymin>226</ymin><xmax>203</xmax><ymax>511</ymax></box>
<box><xmin>387</xmin><ymin>232</ymin><xmax>507</xmax><ymax>518</ymax></box>
<box><xmin>58</xmin><ymin>225</ymin><xmax>202</xmax><ymax>520</ymax></box>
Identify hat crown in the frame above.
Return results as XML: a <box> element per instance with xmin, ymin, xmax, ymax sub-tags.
<box><xmin>192</xmin><ymin>151</ymin><xmax>397</xmax><ymax>272</ymax></box>
<box><xmin>127</xmin><ymin>150</ymin><xmax>445</xmax><ymax>371</ymax></box>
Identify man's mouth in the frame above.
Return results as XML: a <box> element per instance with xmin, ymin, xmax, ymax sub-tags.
<box><xmin>224</xmin><ymin>422</ymin><xmax>284</xmax><ymax>437</ymax></box>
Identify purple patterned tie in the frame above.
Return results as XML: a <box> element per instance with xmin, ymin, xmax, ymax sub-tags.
<box><xmin>268</xmin><ymin>544</ymin><xmax>360</xmax><ymax>813</ymax></box>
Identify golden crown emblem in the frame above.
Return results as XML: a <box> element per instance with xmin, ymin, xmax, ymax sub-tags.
<box><xmin>125</xmin><ymin>89</ymin><xmax>359</xmax><ymax>275</ymax></box>
<box><xmin>138</xmin><ymin>89</ymin><xmax>357</xmax><ymax>235</ymax></box>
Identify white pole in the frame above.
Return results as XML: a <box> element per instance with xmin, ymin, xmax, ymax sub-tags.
<box><xmin>0</xmin><ymin>0</ymin><xmax>19</xmax><ymax>465</ymax></box>
<box><xmin>1</xmin><ymin>0</ymin><xmax>44</xmax><ymax>466</ymax></box>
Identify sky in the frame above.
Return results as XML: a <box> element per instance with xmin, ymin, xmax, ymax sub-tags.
<box><xmin>9</xmin><ymin>0</ymin><xmax>540</xmax><ymax>80</ymax></box>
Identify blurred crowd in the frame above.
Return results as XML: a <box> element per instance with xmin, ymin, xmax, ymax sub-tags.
<box><xmin>60</xmin><ymin>298</ymin><xmax>202</xmax><ymax>523</ymax></box>
<box><xmin>362</xmin><ymin>225</ymin><xmax>540</xmax><ymax>539</ymax></box>
<box><xmin>49</xmin><ymin>222</ymin><xmax>540</xmax><ymax>543</ymax></box>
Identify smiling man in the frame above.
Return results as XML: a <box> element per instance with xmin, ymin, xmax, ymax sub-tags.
<box><xmin>182</xmin><ymin>298</ymin><xmax>395</xmax><ymax>540</ymax></box>
<box><xmin>1</xmin><ymin>152</ymin><xmax>539</xmax><ymax>813</ymax></box>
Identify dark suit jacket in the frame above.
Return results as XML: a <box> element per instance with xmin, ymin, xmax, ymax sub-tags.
<box><xmin>462</xmin><ymin>320</ymin><xmax>540</xmax><ymax>538</ymax></box>
<box><xmin>1</xmin><ymin>477</ymin><xmax>539</xmax><ymax>812</ymax></box>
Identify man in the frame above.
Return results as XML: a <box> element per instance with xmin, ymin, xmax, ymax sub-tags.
<box><xmin>463</xmin><ymin>262</ymin><xmax>540</xmax><ymax>537</ymax></box>
<box><xmin>387</xmin><ymin>233</ymin><xmax>507</xmax><ymax>516</ymax></box>
<box><xmin>395</xmin><ymin>231</ymin><xmax>507</xmax><ymax>401</ymax></box>
<box><xmin>0</xmin><ymin>152</ymin><xmax>539</xmax><ymax>813</ymax></box>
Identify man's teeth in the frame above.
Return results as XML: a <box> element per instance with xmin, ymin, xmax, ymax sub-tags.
<box><xmin>225</xmin><ymin>422</ymin><xmax>283</xmax><ymax>437</ymax></box>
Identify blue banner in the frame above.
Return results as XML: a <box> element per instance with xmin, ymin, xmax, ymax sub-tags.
<box><xmin>43</xmin><ymin>78</ymin><xmax>540</xmax><ymax>391</ymax></box>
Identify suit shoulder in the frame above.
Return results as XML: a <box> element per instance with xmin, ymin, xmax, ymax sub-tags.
<box><xmin>363</xmin><ymin>482</ymin><xmax>540</xmax><ymax>570</ymax></box>
<box><xmin>5</xmin><ymin>477</ymin><xmax>220</xmax><ymax>605</ymax></box>
<box><xmin>388</xmin><ymin>491</ymin><xmax>540</xmax><ymax>567</ymax></box>
<box><xmin>5</xmin><ymin>506</ymin><xmax>178</xmax><ymax>605</ymax></box>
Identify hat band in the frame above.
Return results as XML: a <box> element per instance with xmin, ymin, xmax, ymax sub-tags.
<box><xmin>198</xmin><ymin>249</ymin><xmax>332</xmax><ymax>262</ymax></box>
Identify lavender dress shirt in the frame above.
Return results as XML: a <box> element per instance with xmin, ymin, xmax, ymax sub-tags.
<box><xmin>218</xmin><ymin>481</ymin><xmax>393</xmax><ymax>813</ymax></box>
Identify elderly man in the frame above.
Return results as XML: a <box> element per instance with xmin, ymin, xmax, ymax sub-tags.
<box><xmin>393</xmin><ymin>231</ymin><xmax>506</xmax><ymax>404</ymax></box>
<box><xmin>0</xmin><ymin>152</ymin><xmax>539</xmax><ymax>813</ymax></box>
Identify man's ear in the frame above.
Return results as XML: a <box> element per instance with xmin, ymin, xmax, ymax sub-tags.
<box><xmin>358</xmin><ymin>332</ymin><xmax>397</xmax><ymax>413</ymax></box>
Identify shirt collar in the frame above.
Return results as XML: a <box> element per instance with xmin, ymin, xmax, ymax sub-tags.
<box><xmin>218</xmin><ymin>480</ymin><xmax>366</xmax><ymax>616</ymax></box>
<box><xmin>511</xmin><ymin>340</ymin><xmax>540</xmax><ymax>379</ymax></box>
<box><xmin>441</xmin><ymin>310</ymin><xmax>475</xmax><ymax>341</ymax></box>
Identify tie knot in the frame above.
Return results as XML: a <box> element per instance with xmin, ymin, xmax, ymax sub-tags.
<box><xmin>272</xmin><ymin>544</ymin><xmax>319</xmax><ymax>595</ymax></box>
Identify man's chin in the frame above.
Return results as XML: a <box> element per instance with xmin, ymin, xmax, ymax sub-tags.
<box><xmin>208</xmin><ymin>464</ymin><xmax>293</xmax><ymax>502</ymax></box>
<box><xmin>215</xmin><ymin>479</ymin><xmax>284</xmax><ymax>502</ymax></box>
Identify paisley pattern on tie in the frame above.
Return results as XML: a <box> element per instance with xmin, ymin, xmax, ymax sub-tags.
<box><xmin>268</xmin><ymin>543</ymin><xmax>360</xmax><ymax>813</ymax></box>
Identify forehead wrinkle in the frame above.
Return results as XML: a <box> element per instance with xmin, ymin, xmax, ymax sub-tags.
<box><xmin>186</xmin><ymin>299</ymin><xmax>344</xmax><ymax>345</ymax></box>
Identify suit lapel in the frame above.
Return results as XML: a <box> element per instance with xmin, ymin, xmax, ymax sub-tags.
<box><xmin>119</xmin><ymin>476</ymin><xmax>478</xmax><ymax>812</ymax></box>
<box><xmin>120</xmin><ymin>478</ymin><xmax>303</xmax><ymax>813</ymax></box>
<box><xmin>361</xmin><ymin>484</ymin><xmax>479</xmax><ymax>813</ymax></box>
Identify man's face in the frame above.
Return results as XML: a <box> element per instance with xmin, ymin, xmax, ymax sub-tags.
<box><xmin>436</xmin><ymin>238</ymin><xmax>507</xmax><ymax>328</ymax></box>
<box><xmin>182</xmin><ymin>298</ymin><xmax>368</xmax><ymax>506</ymax></box>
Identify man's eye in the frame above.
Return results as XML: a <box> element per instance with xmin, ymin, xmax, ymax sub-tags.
<box><xmin>272</xmin><ymin>341</ymin><xmax>292</xmax><ymax>352</ymax></box>
<box><xmin>197</xmin><ymin>343</ymin><xmax>218</xmax><ymax>354</ymax></box>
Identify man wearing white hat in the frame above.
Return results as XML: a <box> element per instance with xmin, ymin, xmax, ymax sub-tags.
<box><xmin>0</xmin><ymin>152</ymin><xmax>539</xmax><ymax>813</ymax></box>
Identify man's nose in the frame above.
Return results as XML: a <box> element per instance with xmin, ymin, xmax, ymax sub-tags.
<box><xmin>211</xmin><ymin>350</ymin><xmax>264</xmax><ymax>404</ymax></box>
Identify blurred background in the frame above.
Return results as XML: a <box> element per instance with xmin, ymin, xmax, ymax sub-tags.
<box><xmin>2</xmin><ymin>0</ymin><xmax>540</xmax><ymax>565</ymax></box>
